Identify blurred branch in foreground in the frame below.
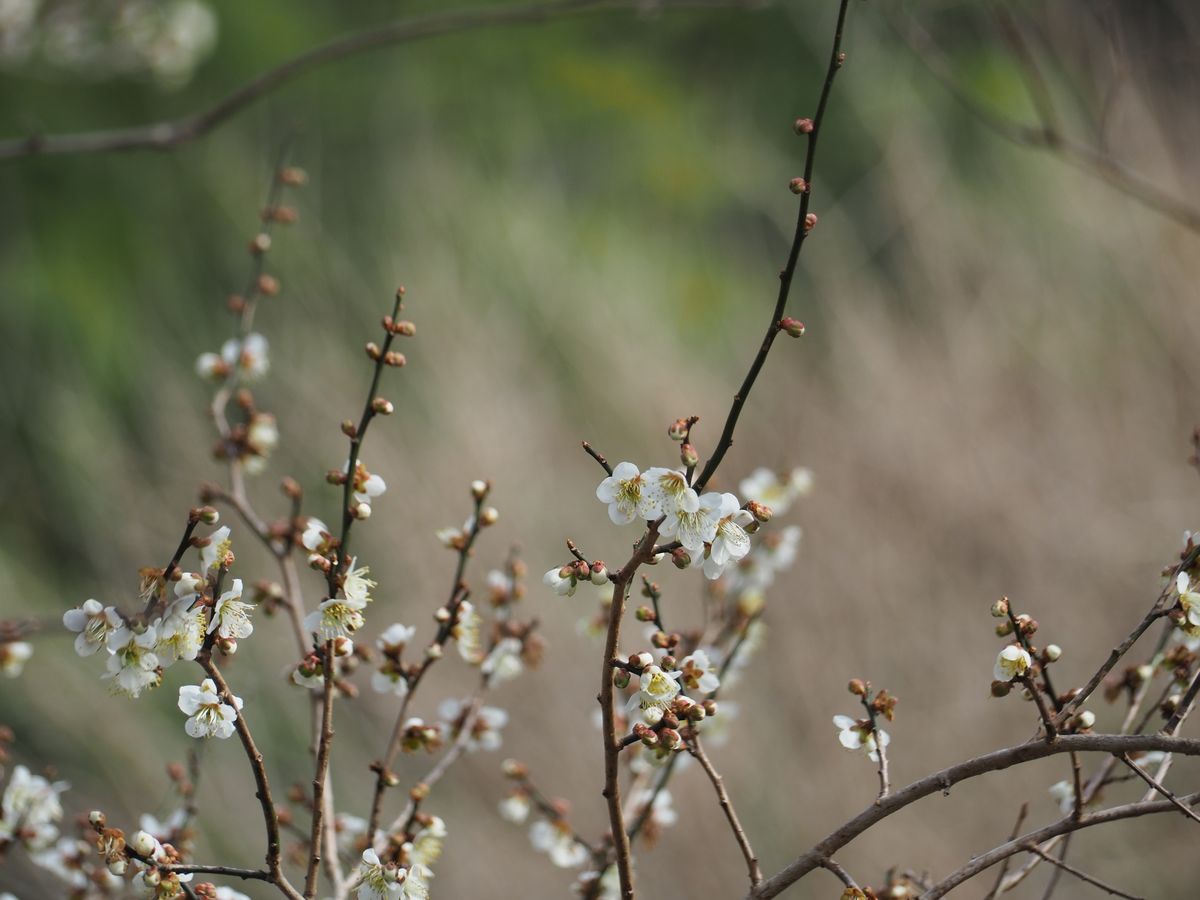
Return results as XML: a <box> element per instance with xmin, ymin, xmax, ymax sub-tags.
<box><xmin>0</xmin><ymin>0</ymin><xmax>754</xmax><ymax>163</ymax></box>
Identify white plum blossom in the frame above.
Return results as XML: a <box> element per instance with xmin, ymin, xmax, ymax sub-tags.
<box><xmin>453</xmin><ymin>601</ymin><xmax>485</xmax><ymax>664</ymax></box>
<box><xmin>0</xmin><ymin>765</ymin><xmax>68</xmax><ymax>851</ymax></box>
<box><xmin>306</xmin><ymin>597</ymin><xmax>366</xmax><ymax>641</ymax></box>
<box><xmin>409</xmin><ymin>815</ymin><xmax>446</xmax><ymax>871</ymax></box>
<box><xmin>628</xmin><ymin>665</ymin><xmax>681</xmax><ymax>717</ymax></box>
<box><xmin>434</xmin><ymin>518</ymin><xmax>474</xmax><ymax>549</ymax></box>
<box><xmin>832</xmin><ymin>715</ymin><xmax>889</xmax><ymax>762</ymax></box>
<box><xmin>213</xmin><ymin>333</ymin><xmax>269</xmax><ymax>381</ymax></box>
<box><xmin>659</xmin><ymin>490</ymin><xmax>725</xmax><ymax>554</ymax></box>
<box><xmin>629</xmin><ymin>787</ymin><xmax>678</xmax><ymax>829</ymax></box>
<box><xmin>0</xmin><ymin>642</ymin><xmax>32</xmax><ymax>678</ymax></box>
<box><xmin>1175</xmin><ymin>572</ymin><xmax>1200</xmax><ymax>637</ymax></box>
<box><xmin>1048</xmin><ymin>780</ymin><xmax>1075</xmax><ymax>815</ymax></box>
<box><xmin>702</xmin><ymin>494</ymin><xmax>754</xmax><ymax>579</ymax></box>
<box><xmin>62</xmin><ymin>599</ymin><xmax>121</xmax><ymax>657</ymax></box>
<box><xmin>104</xmin><ymin>624</ymin><xmax>161</xmax><ymax>698</ymax></box>
<box><xmin>345</xmin><ymin>459</ymin><xmax>387</xmax><ymax>506</ymax></box>
<box><xmin>335</xmin><ymin>813</ymin><xmax>369</xmax><ymax>855</ymax></box>
<box><xmin>301</xmin><ymin>517</ymin><xmax>334</xmax><ymax>557</ymax></box>
<box><xmin>199</xmin><ymin>525</ymin><xmax>232</xmax><ymax>575</ymax></box>
<box><xmin>481</xmin><ymin>637</ymin><xmax>524</xmax><ymax>684</ymax></box>
<box><xmin>727</xmin><ymin>525</ymin><xmax>802</xmax><ymax>593</ymax></box>
<box><xmin>355</xmin><ymin>848</ymin><xmax>405</xmax><ymax>899</ymax></box>
<box><xmin>439</xmin><ymin>699</ymin><xmax>508</xmax><ymax>752</ymax></box>
<box><xmin>29</xmin><ymin>836</ymin><xmax>92</xmax><ymax>889</ymax></box>
<box><xmin>596</xmin><ymin>462</ymin><xmax>650</xmax><ymax>525</ymax></box>
<box><xmin>529</xmin><ymin>819</ymin><xmax>588</xmax><ymax>868</ymax></box>
<box><xmin>543</xmin><ymin>566</ymin><xmax>578</xmax><ymax>597</ymax></box>
<box><xmin>738</xmin><ymin>466</ymin><xmax>813</xmax><ymax>515</ymax></box>
<box><xmin>178</xmin><ymin>679</ymin><xmax>241</xmax><ymax>739</ymax></box>
<box><xmin>994</xmin><ymin>644</ymin><xmax>1032</xmax><ymax>682</ymax></box>
<box><xmin>343</xmin><ymin>559</ymin><xmax>377</xmax><ymax>604</ymax></box>
<box><xmin>209</xmin><ymin>579</ymin><xmax>254</xmax><ymax>641</ymax></box>
<box><xmin>378</xmin><ymin>623</ymin><xmax>416</xmax><ymax>651</ymax></box>
<box><xmin>640</xmin><ymin>467</ymin><xmax>698</xmax><ymax>519</ymax></box>
<box><xmin>139</xmin><ymin>810</ymin><xmax>186</xmax><ymax>843</ymax></box>
<box><xmin>679</xmin><ymin>650</ymin><xmax>720</xmax><ymax>695</ymax></box>
<box><xmin>214</xmin><ymin>888</ymin><xmax>252</xmax><ymax>900</ymax></box>
<box><xmin>154</xmin><ymin>595</ymin><xmax>205</xmax><ymax>663</ymax></box>
<box><xmin>498</xmin><ymin>791</ymin><xmax>531</xmax><ymax>824</ymax></box>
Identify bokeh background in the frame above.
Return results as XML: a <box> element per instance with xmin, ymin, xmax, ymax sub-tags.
<box><xmin>2</xmin><ymin>0</ymin><xmax>1200</xmax><ymax>896</ymax></box>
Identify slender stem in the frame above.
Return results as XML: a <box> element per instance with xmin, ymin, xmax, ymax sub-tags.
<box><xmin>687</xmin><ymin>733</ymin><xmax>761</xmax><ymax>885</ymax></box>
<box><xmin>981</xmin><ymin>803</ymin><xmax>1027</xmax><ymax>900</ymax></box>
<box><xmin>693</xmin><ymin>0</ymin><xmax>852</xmax><ymax>492</ymax></box>
<box><xmin>1118</xmin><ymin>753</ymin><xmax>1200</xmax><ymax>826</ymax></box>
<box><xmin>305</xmin><ymin>640</ymin><xmax>337</xmax><ymax>897</ymax></box>
<box><xmin>861</xmin><ymin>691</ymin><xmax>891</xmax><ymax>802</ymax></box>
<box><xmin>164</xmin><ymin>864</ymin><xmax>272</xmax><ymax>881</ymax></box>
<box><xmin>1162</xmin><ymin>667</ymin><xmax>1200</xmax><ymax>734</ymax></box>
<box><xmin>0</xmin><ymin>0</ymin><xmax>748</xmax><ymax>162</ymax></box>
<box><xmin>198</xmin><ymin>655</ymin><xmax>302</xmax><ymax>900</ymax></box>
<box><xmin>749</xmin><ymin>733</ymin><xmax>1200</xmax><ymax>899</ymax></box>
<box><xmin>582</xmin><ymin>441</ymin><xmax>614</xmax><ymax>476</ymax></box>
<box><xmin>1025</xmin><ymin>843</ymin><xmax>1143</xmax><ymax>900</ymax></box>
<box><xmin>819</xmin><ymin>858</ymin><xmax>859</xmax><ymax>891</ymax></box>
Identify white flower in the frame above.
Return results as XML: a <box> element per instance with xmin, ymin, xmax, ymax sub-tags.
<box><xmin>738</xmin><ymin>466</ymin><xmax>813</xmax><ymax>515</ymax></box>
<box><xmin>409</xmin><ymin>815</ymin><xmax>446</xmax><ymax>870</ymax></box>
<box><xmin>214</xmin><ymin>888</ymin><xmax>252</xmax><ymax>900</ymax></box>
<box><xmin>994</xmin><ymin>644</ymin><xmax>1032</xmax><ymax>682</ymax></box>
<box><xmin>544</xmin><ymin>566</ymin><xmax>578</xmax><ymax>597</ymax></box>
<box><xmin>498</xmin><ymin>792</ymin><xmax>531</xmax><ymax>824</ymax></box>
<box><xmin>1176</xmin><ymin>572</ymin><xmax>1200</xmax><ymax>635</ymax></box>
<box><xmin>596</xmin><ymin>462</ymin><xmax>651</xmax><ymax>525</ymax></box>
<box><xmin>195</xmin><ymin>351</ymin><xmax>224</xmax><ymax>379</ymax></box>
<box><xmin>628</xmin><ymin>665</ymin><xmax>681</xmax><ymax>717</ymax></box>
<box><xmin>1048</xmin><ymin>780</ymin><xmax>1075</xmax><ymax>815</ymax></box>
<box><xmin>679</xmin><ymin>650</ymin><xmax>720</xmax><ymax>695</ymax></box>
<box><xmin>529</xmin><ymin>819</ymin><xmax>588</xmax><ymax>869</ymax></box>
<box><xmin>178</xmin><ymin>678</ymin><xmax>241</xmax><ymax>739</ymax></box>
<box><xmin>832</xmin><ymin>715</ymin><xmax>889</xmax><ymax>762</ymax></box>
<box><xmin>209</xmin><ymin>579</ymin><xmax>254</xmax><ymax>641</ymax></box>
<box><xmin>246</xmin><ymin>412</ymin><xmax>278</xmax><ymax>456</ymax></box>
<box><xmin>628</xmin><ymin>788</ymin><xmax>677</xmax><ymax>829</ymax></box>
<box><xmin>659</xmin><ymin>490</ymin><xmax>725</xmax><ymax>554</ymax></box>
<box><xmin>335</xmin><ymin>813</ymin><xmax>368</xmax><ymax>855</ymax></box>
<box><xmin>301</xmin><ymin>517</ymin><xmax>334</xmax><ymax>556</ymax></box>
<box><xmin>640</xmin><ymin>467</ymin><xmax>698</xmax><ymax>519</ymax></box>
<box><xmin>0</xmin><ymin>642</ymin><xmax>32</xmax><ymax>678</ymax></box>
<box><xmin>378</xmin><ymin>623</ymin><xmax>416</xmax><ymax>651</ymax></box>
<box><xmin>486</xmin><ymin>569</ymin><xmax>515</xmax><ymax>602</ymax></box>
<box><xmin>154</xmin><ymin>595</ymin><xmax>206</xmax><ymax>663</ymax></box>
<box><xmin>697</xmin><ymin>699</ymin><xmax>739</xmax><ymax>747</ymax></box>
<box><xmin>345</xmin><ymin>459</ymin><xmax>387</xmax><ymax>506</ymax></box>
<box><xmin>29</xmin><ymin>836</ymin><xmax>91</xmax><ymax>889</ymax></box>
<box><xmin>481</xmin><ymin>637</ymin><xmax>524</xmax><ymax>684</ymax></box>
<box><xmin>104</xmin><ymin>625</ymin><xmax>161</xmax><ymax>698</ymax></box>
<box><xmin>702</xmin><ymin>494</ymin><xmax>753</xmax><ymax>579</ymax></box>
<box><xmin>62</xmin><ymin>599</ymin><xmax>121</xmax><ymax>657</ymax></box>
<box><xmin>220</xmin><ymin>333</ymin><xmax>269</xmax><ymax>381</ymax></box>
<box><xmin>199</xmin><ymin>525</ymin><xmax>232</xmax><ymax>575</ymax></box>
<box><xmin>139</xmin><ymin>810</ymin><xmax>187</xmax><ymax>844</ymax></box>
<box><xmin>355</xmin><ymin>848</ymin><xmax>405</xmax><ymax>899</ymax></box>
<box><xmin>306</xmin><ymin>597</ymin><xmax>366</xmax><ymax>641</ymax></box>
<box><xmin>453</xmin><ymin>601</ymin><xmax>485</xmax><ymax>664</ymax></box>
<box><xmin>728</xmin><ymin>525</ymin><xmax>802</xmax><ymax>593</ymax></box>
<box><xmin>0</xmin><ymin>765</ymin><xmax>68</xmax><ymax>851</ymax></box>
<box><xmin>343</xmin><ymin>559</ymin><xmax>377</xmax><ymax>604</ymax></box>
<box><xmin>439</xmin><ymin>699</ymin><xmax>508</xmax><ymax>752</ymax></box>
<box><xmin>434</xmin><ymin>518</ymin><xmax>474</xmax><ymax>549</ymax></box>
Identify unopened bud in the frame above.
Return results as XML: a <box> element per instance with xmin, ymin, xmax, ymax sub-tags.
<box><xmin>279</xmin><ymin>166</ymin><xmax>308</xmax><ymax>186</ymax></box>
<box><xmin>88</xmin><ymin>810</ymin><xmax>106</xmax><ymax>828</ymax></box>
<box><xmin>384</xmin><ymin>351</ymin><xmax>407</xmax><ymax>367</ymax></box>
<box><xmin>130</xmin><ymin>830</ymin><xmax>157</xmax><ymax>858</ymax></box>
<box><xmin>848</xmin><ymin>678</ymin><xmax>867</xmax><ymax>696</ymax></box>
<box><xmin>365</xmin><ymin>342</ymin><xmax>382</xmax><ymax>360</ymax></box>
<box><xmin>480</xmin><ymin>506</ymin><xmax>499</xmax><ymax>526</ymax></box>
<box><xmin>651</xmin><ymin>631</ymin><xmax>671</xmax><ymax>649</ymax></box>
<box><xmin>659</xmin><ymin>728</ymin><xmax>682</xmax><ymax>750</ymax></box>
<box><xmin>471</xmin><ymin>480</ymin><xmax>489</xmax><ymax>500</ymax></box>
<box><xmin>680</xmin><ymin>442</ymin><xmax>699</xmax><ymax>468</ymax></box>
<box><xmin>352</xmin><ymin>502</ymin><xmax>372</xmax><ymax>520</ymax></box>
<box><xmin>635</xmin><ymin>606</ymin><xmax>655</xmax><ymax>622</ymax></box>
<box><xmin>326</xmin><ymin>469</ymin><xmax>347</xmax><ymax>485</ymax></box>
<box><xmin>995</xmin><ymin>620</ymin><xmax>1014</xmax><ymax>637</ymax></box>
<box><xmin>613</xmin><ymin>669</ymin><xmax>631</xmax><ymax>689</ymax></box>
<box><xmin>667</xmin><ymin>418</ymin><xmax>689</xmax><ymax>441</ymax></box>
<box><xmin>1075</xmin><ymin>710</ymin><xmax>1096</xmax><ymax>730</ymax></box>
<box><xmin>107</xmin><ymin>859</ymin><xmax>127</xmax><ymax>876</ymax></box>
<box><xmin>198</xmin><ymin>506</ymin><xmax>220</xmax><ymax>525</ymax></box>
<box><xmin>793</xmin><ymin>117</ymin><xmax>814</xmax><ymax>135</ymax></box>
<box><xmin>634</xmin><ymin>652</ymin><xmax>654</xmax><ymax>669</ymax></box>
<box><xmin>392</xmin><ymin>320</ymin><xmax>417</xmax><ymax>336</ymax></box>
<box><xmin>333</xmin><ymin>637</ymin><xmax>354</xmax><ymax>657</ymax></box>
<box><xmin>341</xmin><ymin>420</ymin><xmax>357</xmax><ymax>437</ymax></box>
<box><xmin>779</xmin><ymin>316</ymin><xmax>806</xmax><ymax>337</ymax></box>
<box><xmin>425</xmin><ymin>644</ymin><xmax>443</xmax><ymax>660</ymax></box>
<box><xmin>660</xmin><ymin>654</ymin><xmax>676</xmax><ymax>671</ymax></box>
<box><xmin>702</xmin><ymin>699</ymin><xmax>718</xmax><ymax>717</ymax></box>
<box><xmin>249</xmin><ymin>233</ymin><xmax>272</xmax><ymax>255</ymax></box>
<box><xmin>1044</xmin><ymin>644</ymin><xmax>1062</xmax><ymax>662</ymax></box>
<box><xmin>991</xmin><ymin>598</ymin><xmax>1009</xmax><ymax>618</ymax></box>
<box><xmin>803</xmin><ymin>213</ymin><xmax>818</xmax><ymax>233</ymax></box>
<box><xmin>501</xmin><ymin>759</ymin><xmax>527</xmax><ymax>779</ymax></box>
<box><xmin>308</xmin><ymin>553</ymin><xmax>332</xmax><ymax>573</ymax></box>
<box><xmin>257</xmin><ymin>274</ymin><xmax>280</xmax><ymax>296</ymax></box>
<box><xmin>671</xmin><ymin>548</ymin><xmax>692</xmax><ymax>570</ymax></box>
<box><xmin>590</xmin><ymin>561</ymin><xmax>608</xmax><ymax>585</ymax></box>
<box><xmin>991</xmin><ymin>680</ymin><xmax>1013</xmax><ymax>698</ymax></box>
<box><xmin>371</xmin><ymin>397</ymin><xmax>394</xmax><ymax>415</ymax></box>
<box><xmin>280</xmin><ymin>476</ymin><xmax>302</xmax><ymax>498</ymax></box>
<box><xmin>788</xmin><ymin>177</ymin><xmax>808</xmax><ymax>195</ymax></box>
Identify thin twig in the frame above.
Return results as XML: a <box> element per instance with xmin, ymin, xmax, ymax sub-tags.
<box><xmin>819</xmin><ymin>858</ymin><xmax>859</xmax><ymax>891</ymax></box>
<box><xmin>981</xmin><ymin>802</ymin><xmax>1027</xmax><ymax>900</ymax></box>
<box><xmin>687</xmin><ymin>733</ymin><xmax>762</xmax><ymax>885</ymax></box>
<box><xmin>1025</xmin><ymin>843</ymin><xmax>1143</xmax><ymax>900</ymax></box>
<box><xmin>0</xmin><ymin>0</ymin><xmax>750</xmax><ymax>162</ymax></box>
<box><xmin>305</xmin><ymin>639</ymin><xmax>337</xmax><ymax>898</ymax></box>
<box><xmin>582</xmin><ymin>441</ymin><xmax>613</xmax><ymax>476</ymax></box>
<box><xmin>1118</xmin><ymin>753</ymin><xmax>1200</xmax><ymax>826</ymax></box>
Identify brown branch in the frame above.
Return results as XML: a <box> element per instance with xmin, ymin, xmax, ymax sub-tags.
<box><xmin>687</xmin><ymin>733</ymin><xmax>762</xmax><ymax>886</ymax></box>
<box><xmin>1024</xmin><ymin>843</ymin><xmax>1143</xmax><ymax>900</ymax></box>
<box><xmin>749</xmin><ymin>733</ymin><xmax>1200</xmax><ymax>899</ymax></box>
<box><xmin>582</xmin><ymin>441</ymin><xmax>613</xmax><ymax>476</ymax></box>
<box><xmin>693</xmin><ymin>0</ymin><xmax>852</xmax><ymax>492</ymax></box>
<box><xmin>819</xmin><ymin>858</ymin><xmax>859</xmax><ymax>891</ymax></box>
<box><xmin>198</xmin><ymin>655</ymin><xmax>302</xmax><ymax>900</ymax></box>
<box><xmin>1118</xmin><ymin>753</ymin><xmax>1200</xmax><ymax>826</ymax></box>
<box><xmin>1162</xmin><ymin>666</ymin><xmax>1200</xmax><ymax>735</ymax></box>
<box><xmin>304</xmin><ymin>640</ymin><xmax>337</xmax><ymax>898</ymax></box>
<box><xmin>164</xmin><ymin>864</ymin><xmax>272</xmax><ymax>881</ymax></box>
<box><xmin>981</xmin><ymin>802</ymin><xmax>1027</xmax><ymax>900</ymax></box>
<box><xmin>0</xmin><ymin>0</ymin><xmax>750</xmax><ymax>163</ymax></box>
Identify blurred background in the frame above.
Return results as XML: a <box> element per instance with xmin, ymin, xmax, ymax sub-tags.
<box><xmin>2</xmin><ymin>0</ymin><xmax>1200</xmax><ymax>896</ymax></box>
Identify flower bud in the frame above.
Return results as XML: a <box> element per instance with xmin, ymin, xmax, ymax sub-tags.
<box><xmin>995</xmin><ymin>620</ymin><xmax>1014</xmax><ymax>637</ymax></box>
<box><xmin>88</xmin><ymin>810</ymin><xmax>106</xmax><ymax>828</ymax></box>
<box><xmin>635</xmin><ymin>606</ymin><xmax>655</xmax><ymax>622</ymax></box>
<box><xmin>372</xmin><ymin>397</ymin><xmax>394</xmax><ymax>415</ymax></box>
<box><xmin>308</xmin><ymin>553</ymin><xmax>332</xmax><ymax>573</ymax></box>
<box><xmin>279</xmin><ymin>166</ymin><xmax>308</xmax><ymax>186</ymax></box>
<box><xmin>990</xmin><ymin>680</ymin><xmax>1013</xmax><ymax>698</ymax></box>
<box><xmin>501</xmin><ymin>758</ymin><xmax>527</xmax><ymax>779</ymax></box>
<box><xmin>788</xmin><ymin>177</ymin><xmax>808</xmax><ymax>195</ymax></box>
<box><xmin>634</xmin><ymin>652</ymin><xmax>654</xmax><ymax>669</ymax></box>
<box><xmin>643</xmin><ymin>706</ymin><xmax>664</xmax><ymax>725</ymax></box>
<box><xmin>341</xmin><ymin>420</ymin><xmax>357</xmax><ymax>437</ymax></box>
<box><xmin>660</xmin><ymin>654</ymin><xmax>676</xmax><ymax>671</ymax></box>
<box><xmin>142</xmin><ymin>869</ymin><xmax>161</xmax><ymax>887</ymax></box>
<box><xmin>1044</xmin><ymin>644</ymin><xmax>1062</xmax><ymax>662</ymax></box>
<box><xmin>590</xmin><ymin>561</ymin><xmax>608</xmax><ymax>585</ymax></box>
<box><xmin>1137</xmin><ymin>664</ymin><xmax>1154</xmax><ymax>682</ymax></box>
<box><xmin>990</xmin><ymin>598</ymin><xmax>1009</xmax><ymax>618</ymax></box>
<box><xmin>326</xmin><ymin>469</ymin><xmax>348</xmax><ymax>485</ymax></box>
<box><xmin>639</xmin><ymin>727</ymin><xmax>660</xmax><ymax>748</ymax></box>
<box><xmin>659</xmin><ymin>728</ymin><xmax>682</xmax><ymax>750</ymax></box>
<box><xmin>779</xmin><ymin>317</ymin><xmax>806</xmax><ymax>337</ymax></box>
<box><xmin>426</xmin><ymin>644</ymin><xmax>443</xmax><ymax>661</ymax></box>
<box><xmin>198</xmin><ymin>506</ymin><xmax>220</xmax><ymax>525</ymax></box>
<box><xmin>257</xmin><ymin>274</ymin><xmax>280</xmax><ymax>296</ymax></box>
<box><xmin>651</xmin><ymin>631</ymin><xmax>671</xmax><ymax>649</ymax></box>
<box><xmin>249</xmin><ymin>233</ymin><xmax>272</xmax><ymax>255</ymax></box>
<box><xmin>671</xmin><ymin>548</ymin><xmax>691</xmax><ymax>570</ymax></box>
<box><xmin>333</xmin><ymin>637</ymin><xmax>354</xmax><ymax>657</ymax></box>
<box><xmin>1016</xmin><ymin>614</ymin><xmax>1038</xmax><ymax>636</ymax></box>
<box><xmin>130</xmin><ymin>830</ymin><xmax>157</xmax><ymax>858</ymax></box>
<box><xmin>793</xmin><ymin>117</ymin><xmax>814</xmax><ymax>135</ymax></box>
<box><xmin>107</xmin><ymin>859</ymin><xmax>127</xmax><ymax>876</ymax></box>
<box><xmin>702</xmin><ymin>699</ymin><xmax>718</xmax><ymax>717</ymax></box>
<box><xmin>1075</xmin><ymin>710</ymin><xmax>1096</xmax><ymax>730</ymax></box>
<box><xmin>680</xmin><ymin>442</ymin><xmax>699</xmax><ymax>468</ymax></box>
<box><xmin>613</xmin><ymin>669</ymin><xmax>631</xmax><ymax>689</ymax></box>
<box><xmin>352</xmin><ymin>502</ymin><xmax>372</xmax><ymax>520</ymax></box>
<box><xmin>384</xmin><ymin>351</ymin><xmax>407</xmax><ymax>367</ymax></box>
<box><xmin>687</xmin><ymin>703</ymin><xmax>706</xmax><ymax>722</ymax></box>
<box><xmin>804</xmin><ymin>213</ymin><xmax>818</xmax><ymax>232</ymax></box>
<box><xmin>746</xmin><ymin>500</ymin><xmax>773</xmax><ymax>523</ymax></box>
<box><xmin>471</xmin><ymin>480</ymin><xmax>488</xmax><ymax>500</ymax></box>
<box><xmin>667</xmin><ymin>418</ymin><xmax>689</xmax><ymax>441</ymax></box>
<box><xmin>480</xmin><ymin>506</ymin><xmax>499</xmax><ymax>526</ymax></box>
<box><xmin>848</xmin><ymin>678</ymin><xmax>867</xmax><ymax>696</ymax></box>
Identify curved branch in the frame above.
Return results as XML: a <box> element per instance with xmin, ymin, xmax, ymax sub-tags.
<box><xmin>0</xmin><ymin>0</ymin><xmax>749</xmax><ymax>162</ymax></box>
<box><xmin>749</xmin><ymin>733</ymin><xmax>1200</xmax><ymax>899</ymax></box>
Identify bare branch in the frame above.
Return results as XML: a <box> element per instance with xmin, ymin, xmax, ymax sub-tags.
<box><xmin>686</xmin><ymin>733</ymin><xmax>762</xmax><ymax>886</ymax></box>
<box><xmin>1025</xmin><ymin>843</ymin><xmax>1144</xmax><ymax>900</ymax></box>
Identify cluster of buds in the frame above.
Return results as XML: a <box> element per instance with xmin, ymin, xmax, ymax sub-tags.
<box><xmin>399</xmin><ymin>717</ymin><xmax>444</xmax><ymax>754</ymax></box>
